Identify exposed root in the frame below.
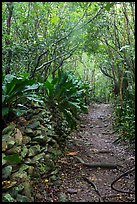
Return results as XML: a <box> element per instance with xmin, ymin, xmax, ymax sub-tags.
<box><xmin>82</xmin><ymin>176</ymin><xmax>104</xmax><ymax>202</ymax></box>
<box><xmin>75</xmin><ymin>156</ymin><xmax>119</xmax><ymax>169</ymax></box>
<box><xmin>111</xmin><ymin>166</ymin><xmax>135</xmax><ymax>194</ymax></box>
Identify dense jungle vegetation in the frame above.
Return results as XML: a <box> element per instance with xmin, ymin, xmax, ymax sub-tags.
<box><xmin>2</xmin><ymin>2</ymin><xmax>135</xmax><ymax>202</ymax></box>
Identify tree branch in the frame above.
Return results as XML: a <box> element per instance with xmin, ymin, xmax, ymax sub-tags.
<box><xmin>51</xmin><ymin>3</ymin><xmax>92</xmax><ymax>46</ymax></box>
<box><xmin>52</xmin><ymin>49</ymin><xmax>75</xmax><ymax>75</ymax></box>
<box><xmin>78</xmin><ymin>6</ymin><xmax>104</xmax><ymax>30</ymax></box>
<box><xmin>30</xmin><ymin>50</ymin><xmax>48</xmax><ymax>78</ymax></box>
<box><xmin>99</xmin><ymin>66</ymin><xmax>114</xmax><ymax>79</ymax></box>
<box><xmin>36</xmin><ymin>45</ymin><xmax>77</xmax><ymax>72</ymax></box>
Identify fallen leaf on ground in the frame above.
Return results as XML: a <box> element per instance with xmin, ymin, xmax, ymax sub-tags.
<box><xmin>65</xmin><ymin>152</ymin><xmax>78</xmax><ymax>156</ymax></box>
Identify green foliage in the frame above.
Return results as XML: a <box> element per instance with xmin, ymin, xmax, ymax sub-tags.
<box><xmin>94</xmin><ymin>76</ymin><xmax>112</xmax><ymax>103</ymax></box>
<box><xmin>3</xmin><ymin>194</ymin><xmax>15</xmax><ymax>202</ymax></box>
<box><xmin>3</xmin><ymin>154</ymin><xmax>22</xmax><ymax>164</ymax></box>
<box><xmin>104</xmin><ymin>2</ymin><xmax>115</xmax><ymax>11</ymax></box>
<box><xmin>2</xmin><ymin>74</ymin><xmax>40</xmax><ymax>118</ymax></box>
<box><xmin>41</xmin><ymin>71</ymin><xmax>91</xmax><ymax>129</ymax></box>
<box><xmin>113</xmin><ymin>97</ymin><xmax>135</xmax><ymax>144</ymax></box>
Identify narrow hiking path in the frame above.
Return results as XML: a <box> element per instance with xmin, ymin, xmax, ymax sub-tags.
<box><xmin>34</xmin><ymin>103</ymin><xmax>135</xmax><ymax>202</ymax></box>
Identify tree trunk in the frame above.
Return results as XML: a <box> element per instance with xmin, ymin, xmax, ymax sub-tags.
<box><xmin>5</xmin><ymin>2</ymin><xmax>13</xmax><ymax>75</ymax></box>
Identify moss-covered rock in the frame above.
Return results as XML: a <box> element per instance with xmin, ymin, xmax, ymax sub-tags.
<box><xmin>2</xmin><ymin>165</ymin><xmax>13</xmax><ymax>179</ymax></box>
<box><xmin>2</xmin><ymin>193</ymin><xmax>15</xmax><ymax>202</ymax></box>
<box><xmin>6</xmin><ymin>145</ymin><xmax>22</xmax><ymax>155</ymax></box>
<box><xmin>9</xmin><ymin>184</ymin><xmax>24</xmax><ymax>198</ymax></box>
<box><xmin>2</xmin><ymin>123</ymin><xmax>16</xmax><ymax>135</ymax></box>
<box><xmin>27</xmin><ymin>121</ymin><xmax>41</xmax><ymax>129</ymax></box>
<box><xmin>15</xmin><ymin>128</ymin><xmax>23</xmax><ymax>145</ymax></box>
<box><xmin>24</xmin><ymin>128</ymin><xmax>33</xmax><ymax>134</ymax></box>
<box><xmin>22</xmin><ymin>135</ymin><xmax>31</xmax><ymax>144</ymax></box>
<box><xmin>28</xmin><ymin>145</ymin><xmax>41</xmax><ymax>157</ymax></box>
<box><xmin>2</xmin><ymin>153</ymin><xmax>7</xmax><ymax>165</ymax></box>
<box><xmin>21</xmin><ymin>145</ymin><xmax>29</xmax><ymax>158</ymax></box>
<box><xmin>2</xmin><ymin>103</ymin><xmax>70</xmax><ymax>202</ymax></box>
<box><xmin>16</xmin><ymin>194</ymin><xmax>30</xmax><ymax>202</ymax></box>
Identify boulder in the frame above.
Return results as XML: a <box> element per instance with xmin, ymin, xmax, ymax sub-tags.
<box><xmin>31</xmin><ymin>152</ymin><xmax>45</xmax><ymax>163</ymax></box>
<box><xmin>2</xmin><ymin>141</ymin><xmax>8</xmax><ymax>152</ymax></box>
<box><xmin>2</xmin><ymin>193</ymin><xmax>15</xmax><ymax>202</ymax></box>
<box><xmin>21</xmin><ymin>145</ymin><xmax>28</xmax><ymax>158</ymax></box>
<box><xmin>32</xmin><ymin>135</ymin><xmax>48</xmax><ymax>142</ymax></box>
<box><xmin>2</xmin><ymin>165</ymin><xmax>12</xmax><ymax>179</ymax></box>
<box><xmin>2</xmin><ymin>123</ymin><xmax>16</xmax><ymax>135</ymax></box>
<box><xmin>16</xmin><ymin>194</ymin><xmax>30</xmax><ymax>202</ymax></box>
<box><xmin>27</xmin><ymin>121</ymin><xmax>40</xmax><ymax>129</ymax></box>
<box><xmin>15</xmin><ymin>128</ymin><xmax>23</xmax><ymax>145</ymax></box>
<box><xmin>9</xmin><ymin>183</ymin><xmax>24</xmax><ymax>197</ymax></box>
<box><xmin>28</xmin><ymin>145</ymin><xmax>41</xmax><ymax>157</ymax></box>
<box><xmin>24</xmin><ymin>128</ymin><xmax>33</xmax><ymax>134</ymax></box>
<box><xmin>22</xmin><ymin>136</ymin><xmax>31</xmax><ymax>144</ymax></box>
<box><xmin>6</xmin><ymin>146</ymin><xmax>22</xmax><ymax>155</ymax></box>
<box><xmin>11</xmin><ymin>171</ymin><xmax>28</xmax><ymax>181</ymax></box>
<box><xmin>19</xmin><ymin>164</ymin><xmax>30</xmax><ymax>172</ymax></box>
<box><xmin>2</xmin><ymin>153</ymin><xmax>7</xmax><ymax>165</ymax></box>
<box><xmin>27</xmin><ymin>166</ymin><xmax>34</xmax><ymax>175</ymax></box>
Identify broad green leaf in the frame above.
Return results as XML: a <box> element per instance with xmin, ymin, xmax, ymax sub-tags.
<box><xmin>3</xmin><ymin>154</ymin><xmax>22</xmax><ymax>164</ymax></box>
<box><xmin>12</xmin><ymin>108</ymin><xmax>27</xmax><ymax>117</ymax></box>
<box><xmin>24</xmin><ymin>84</ymin><xmax>39</xmax><ymax>91</ymax></box>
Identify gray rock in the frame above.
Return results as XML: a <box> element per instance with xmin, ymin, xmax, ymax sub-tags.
<box><xmin>2</xmin><ymin>193</ymin><xmax>15</xmax><ymax>202</ymax></box>
<box><xmin>16</xmin><ymin>194</ymin><xmax>30</xmax><ymax>202</ymax></box>
<box><xmin>10</xmin><ymin>184</ymin><xmax>24</xmax><ymax>197</ymax></box>
<box><xmin>27</xmin><ymin>166</ymin><xmax>34</xmax><ymax>175</ymax></box>
<box><xmin>24</xmin><ymin>128</ymin><xmax>33</xmax><ymax>134</ymax></box>
<box><xmin>2</xmin><ymin>141</ymin><xmax>8</xmax><ymax>152</ymax></box>
<box><xmin>19</xmin><ymin>164</ymin><xmax>30</xmax><ymax>172</ymax></box>
<box><xmin>22</xmin><ymin>136</ymin><xmax>31</xmax><ymax>144</ymax></box>
<box><xmin>34</xmin><ymin>129</ymin><xmax>42</xmax><ymax>136</ymax></box>
<box><xmin>24</xmin><ymin>158</ymin><xmax>32</xmax><ymax>164</ymax></box>
<box><xmin>2</xmin><ymin>153</ymin><xmax>7</xmax><ymax>165</ymax></box>
<box><xmin>11</xmin><ymin>171</ymin><xmax>28</xmax><ymax>180</ymax></box>
<box><xmin>41</xmin><ymin>144</ymin><xmax>48</xmax><ymax>152</ymax></box>
<box><xmin>22</xmin><ymin>180</ymin><xmax>33</xmax><ymax>201</ymax></box>
<box><xmin>28</xmin><ymin>145</ymin><xmax>41</xmax><ymax>156</ymax></box>
<box><xmin>14</xmin><ymin>128</ymin><xmax>23</xmax><ymax>145</ymax></box>
<box><xmin>6</xmin><ymin>145</ymin><xmax>22</xmax><ymax>154</ymax></box>
<box><xmin>2</xmin><ymin>132</ymin><xmax>14</xmax><ymax>140</ymax></box>
<box><xmin>21</xmin><ymin>145</ymin><xmax>28</xmax><ymax>158</ymax></box>
<box><xmin>27</xmin><ymin>121</ymin><xmax>40</xmax><ymax>129</ymax></box>
<box><xmin>7</xmin><ymin>138</ymin><xmax>15</xmax><ymax>148</ymax></box>
<box><xmin>31</xmin><ymin>152</ymin><xmax>45</xmax><ymax>162</ymax></box>
<box><xmin>2</xmin><ymin>123</ymin><xmax>16</xmax><ymax>135</ymax></box>
<box><xmin>48</xmin><ymin>147</ymin><xmax>62</xmax><ymax>157</ymax></box>
<box><xmin>33</xmin><ymin>135</ymin><xmax>47</xmax><ymax>142</ymax></box>
<box><xmin>2</xmin><ymin>134</ymin><xmax>15</xmax><ymax>149</ymax></box>
<box><xmin>2</xmin><ymin>165</ymin><xmax>12</xmax><ymax>179</ymax></box>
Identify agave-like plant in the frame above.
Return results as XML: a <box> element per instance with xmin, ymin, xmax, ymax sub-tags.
<box><xmin>41</xmin><ymin>71</ymin><xmax>92</xmax><ymax>129</ymax></box>
<box><xmin>2</xmin><ymin>73</ymin><xmax>42</xmax><ymax>119</ymax></box>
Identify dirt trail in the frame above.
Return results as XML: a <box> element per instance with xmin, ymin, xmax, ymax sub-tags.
<box><xmin>56</xmin><ymin>103</ymin><xmax>135</xmax><ymax>202</ymax></box>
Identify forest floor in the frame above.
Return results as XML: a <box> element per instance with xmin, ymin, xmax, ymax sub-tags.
<box><xmin>34</xmin><ymin>103</ymin><xmax>135</xmax><ymax>202</ymax></box>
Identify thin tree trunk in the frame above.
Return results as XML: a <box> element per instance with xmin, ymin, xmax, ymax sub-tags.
<box><xmin>5</xmin><ymin>2</ymin><xmax>13</xmax><ymax>75</ymax></box>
